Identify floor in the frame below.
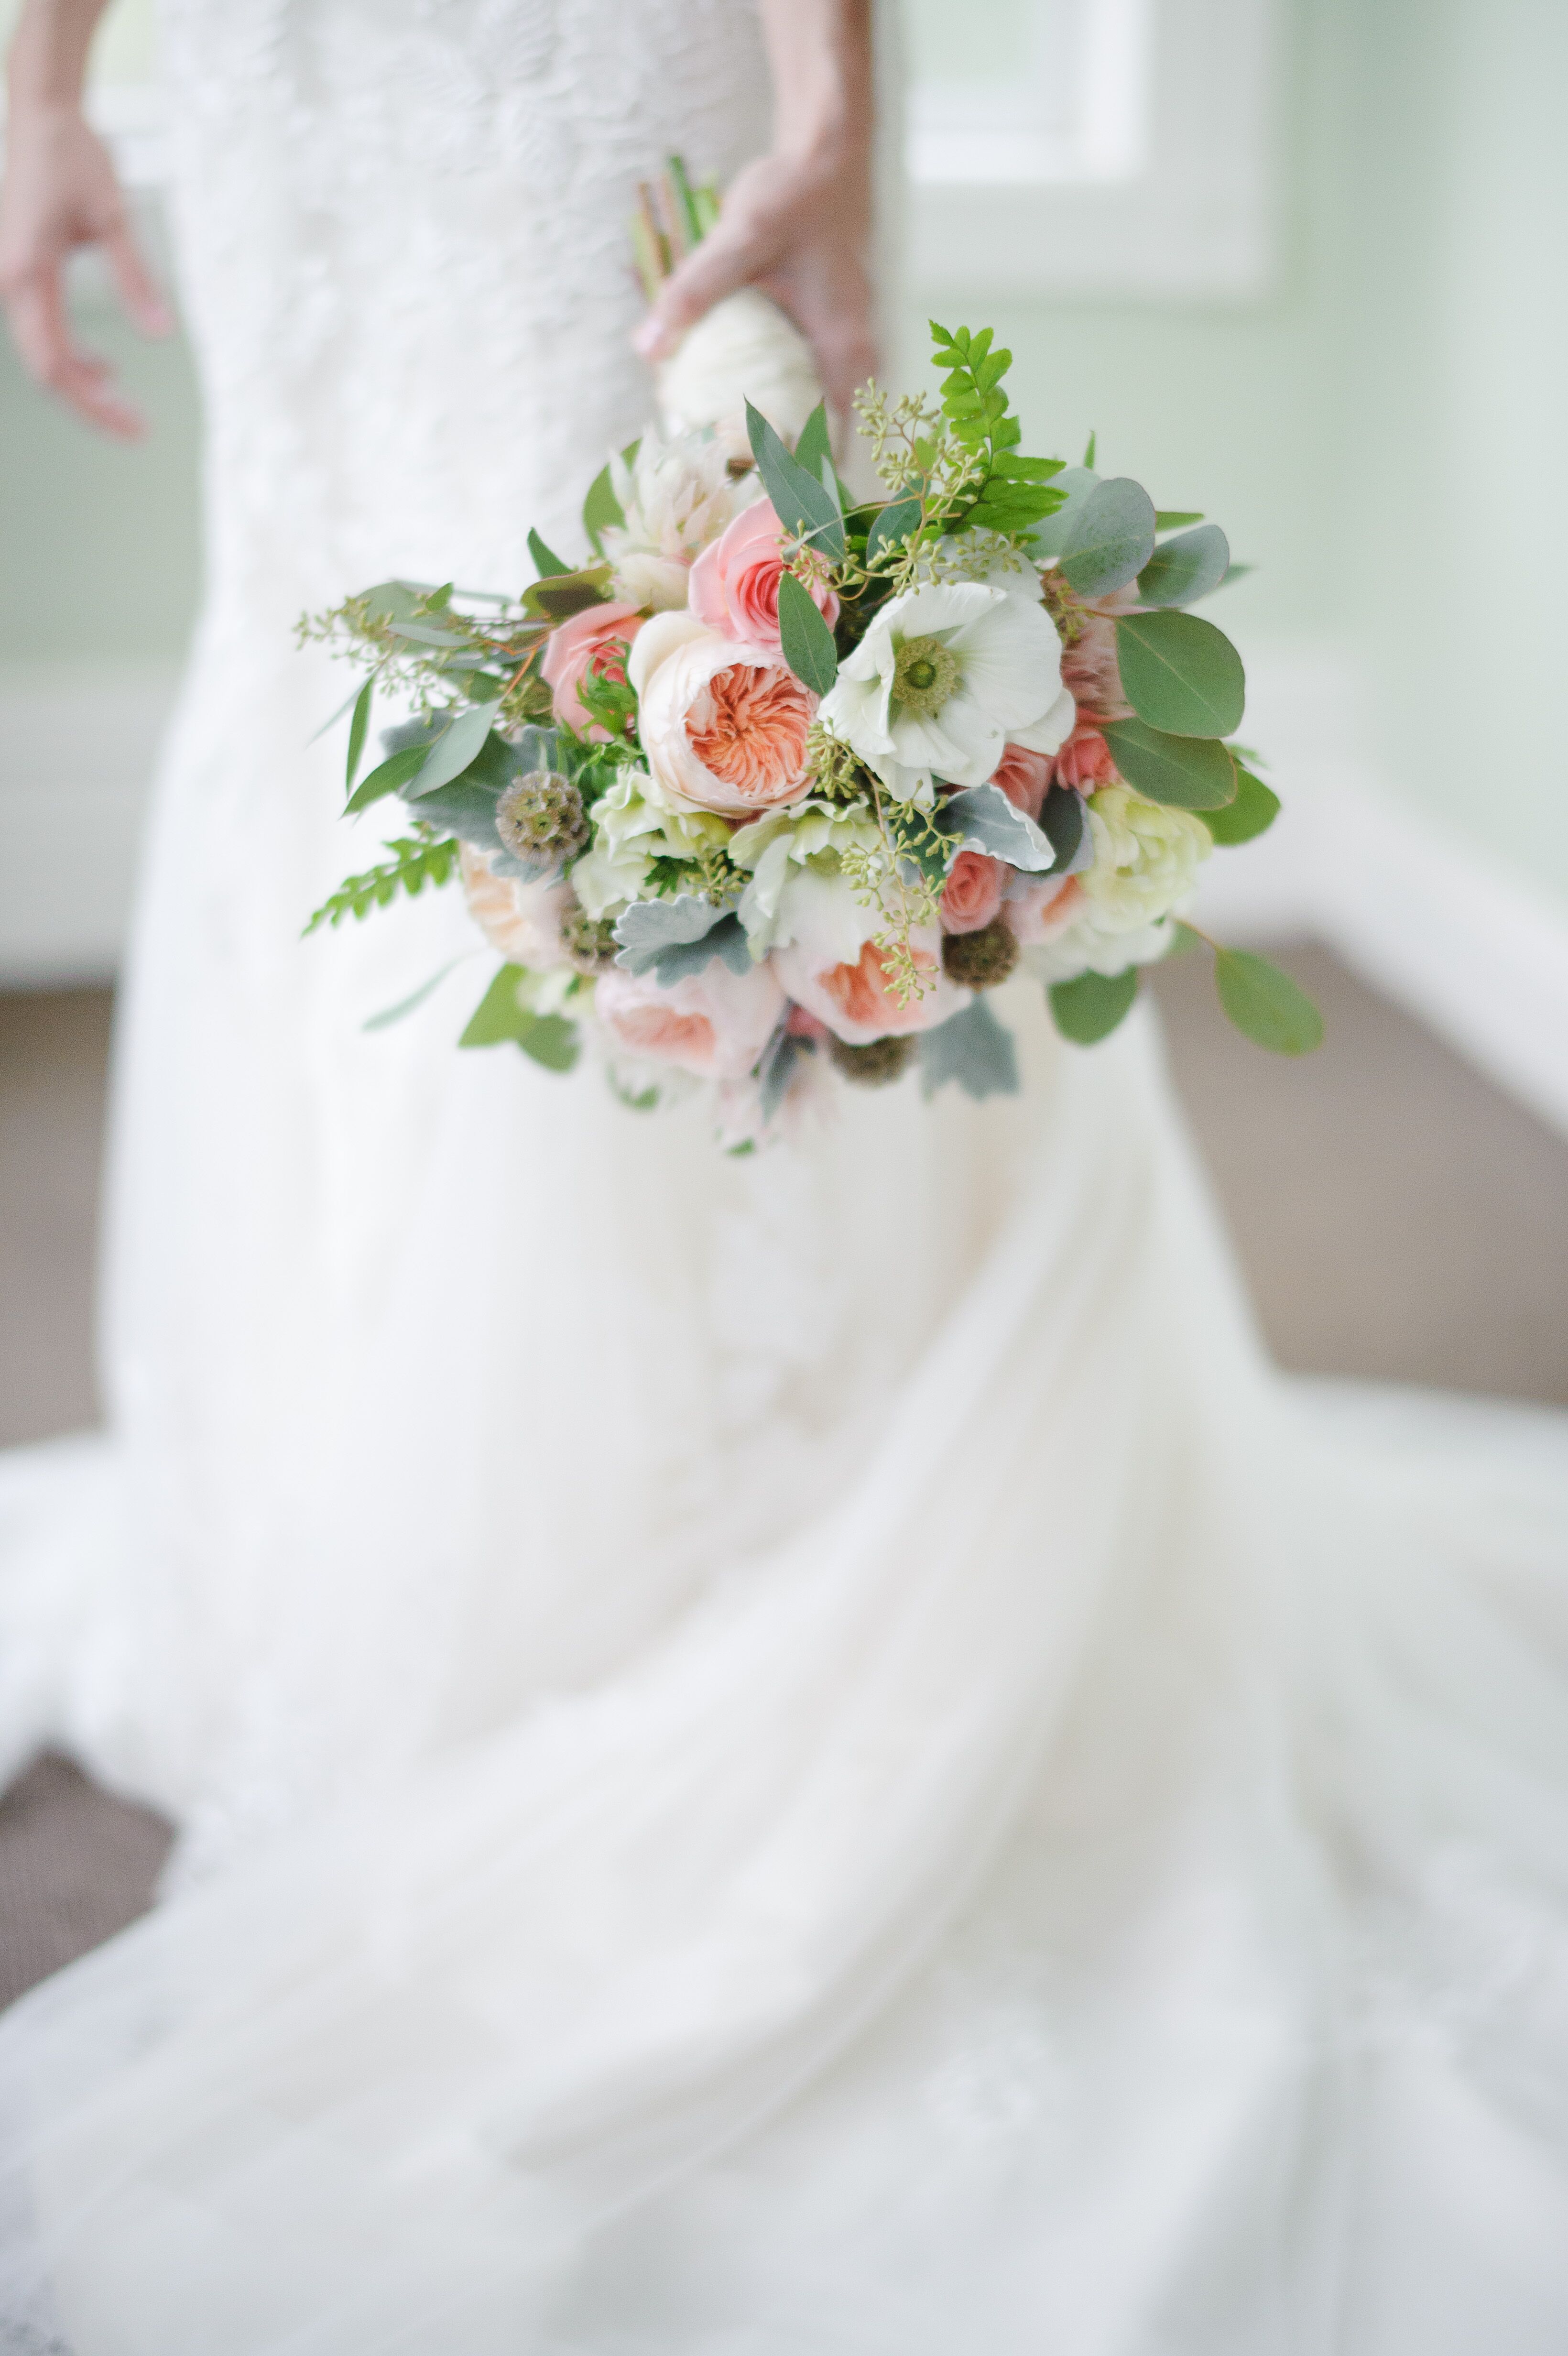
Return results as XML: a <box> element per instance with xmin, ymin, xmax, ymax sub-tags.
<box><xmin>3</xmin><ymin>949</ymin><xmax>1568</xmax><ymax>2009</ymax></box>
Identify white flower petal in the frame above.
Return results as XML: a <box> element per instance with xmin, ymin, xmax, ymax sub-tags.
<box><xmin>1009</xmin><ymin>683</ymin><xmax>1077</xmax><ymax>756</ymax></box>
<box><xmin>946</xmin><ymin>594</ymin><xmax>1062</xmax><ymax>730</ymax></box>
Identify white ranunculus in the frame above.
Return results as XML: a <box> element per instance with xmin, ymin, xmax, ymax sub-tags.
<box><xmin>818</xmin><ymin>581</ymin><xmax>1073</xmax><ymax>801</ymax></box>
<box><xmin>1020</xmin><ymin>784</ymin><xmax>1212</xmax><ymax>982</ymax></box>
<box><xmin>729</xmin><ymin>798</ymin><xmax>883</xmax><ymax>956</ymax></box>
<box><xmin>657</xmin><ymin>288</ymin><xmax>822</xmax><ymax>464</ymax></box>
<box><xmin>569</xmin><ymin>764</ymin><xmax>730</xmax><ymax>919</ymax></box>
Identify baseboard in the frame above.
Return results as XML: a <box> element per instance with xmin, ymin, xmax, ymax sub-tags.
<box><xmin>4</xmin><ymin>652</ymin><xmax>1568</xmax><ymax>1141</ymax></box>
<box><xmin>0</xmin><ymin>667</ymin><xmax>179</xmax><ymax>988</ymax></box>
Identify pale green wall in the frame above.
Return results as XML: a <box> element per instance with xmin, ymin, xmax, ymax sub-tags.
<box><xmin>3</xmin><ymin>0</ymin><xmax>1566</xmax><ymax>900</ymax></box>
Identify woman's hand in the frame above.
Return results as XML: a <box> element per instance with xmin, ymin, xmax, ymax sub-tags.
<box><xmin>634</xmin><ymin>0</ymin><xmax>875</xmax><ymax>421</ymax></box>
<box><xmin>1</xmin><ymin>0</ymin><xmax>169</xmax><ymax>438</ymax></box>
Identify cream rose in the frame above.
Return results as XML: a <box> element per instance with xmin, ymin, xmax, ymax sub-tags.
<box><xmin>459</xmin><ymin>843</ymin><xmax>573</xmax><ymax>971</ymax></box>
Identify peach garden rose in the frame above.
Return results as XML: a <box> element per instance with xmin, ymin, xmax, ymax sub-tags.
<box><xmin>593</xmin><ymin>955</ymin><xmax>784</xmax><ymax>1080</ymax></box>
<box><xmin>629</xmin><ymin>611</ymin><xmax>816</xmax><ymax>818</ymax></box>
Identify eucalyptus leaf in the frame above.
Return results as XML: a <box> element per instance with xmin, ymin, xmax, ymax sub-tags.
<box><xmin>793</xmin><ymin>400</ymin><xmax>832</xmax><ymax>480</ymax></box>
<box><xmin>407</xmin><ymin>776</ymin><xmax>515</xmax><ymax>850</ymax></box>
<box><xmin>345</xmin><ymin>743</ymin><xmax>429</xmax><ymax>815</ymax></box>
<box><xmin>1202</xmin><ymin>764</ymin><xmax>1280</xmax><ymax>846</ymax></box>
<box><xmin>614</xmin><ymin>893</ymin><xmax>733</xmax><ymax>975</ymax></box>
<box><xmin>310</xmin><ymin>679</ymin><xmax>370</xmax><ymax>746</ymax></box>
<box><xmin>917</xmin><ymin>997</ymin><xmax>1020</xmax><ymax>1100</ymax></box>
<box><xmin>777</xmin><ymin>569</ymin><xmax>839</xmax><ymax>696</ymax></box>
<box><xmin>1056</xmin><ymin>477</ymin><xmax>1158</xmax><ymax>597</ymax></box>
<box><xmin>1049</xmin><ymin>966</ymin><xmax>1138</xmax><ymax>1044</ymax></box>
<box><xmin>404</xmin><ymin>703</ymin><xmax>497</xmax><ymax>798</ymax></box>
<box><xmin>521</xmin><ymin>566</ymin><xmax>613</xmax><ymax>624</ymax></box>
<box><xmin>936</xmin><ymin>783</ymin><xmax>1056</xmax><ymax>872</ymax></box>
<box><xmin>458</xmin><ymin>966</ymin><xmax>581</xmax><ymax>1069</ymax></box>
<box><xmin>362</xmin><ymin>960</ymin><xmax>462</xmax><ymax>1033</ymax></box>
<box><xmin>1214</xmin><ymin>950</ymin><xmax>1323</xmax><ymax>1055</ymax></box>
<box><xmin>1024</xmin><ymin>465</ymin><xmax>1098</xmax><ymax>558</ymax></box>
<box><xmin>1113</xmin><ymin>611</ymin><xmax>1245</xmax><ymax>739</ymax></box>
<box><xmin>1099</xmin><ymin>719</ymin><xmax>1238</xmax><ymax>810</ymax></box>
<box><xmin>528</xmin><ymin>527</ymin><xmax>570</xmax><ymax>579</ymax></box>
<box><xmin>1038</xmin><ymin>783</ymin><xmax>1095</xmax><ymax>873</ymax></box>
<box><xmin>745</xmin><ymin>400</ymin><xmax>846</xmax><ymax>563</ymax></box>
<box><xmin>1154</xmin><ymin>510</ymin><xmax>1204</xmax><ymax>531</ymax></box>
<box><xmin>865</xmin><ymin>494</ymin><xmax>924</xmax><ymax>567</ymax></box>
<box><xmin>1136</xmin><ymin>524</ymin><xmax>1230</xmax><ymax>608</ymax></box>
<box><xmin>344</xmin><ymin>677</ymin><xmax>373</xmax><ymax>794</ymax></box>
<box><xmin>582</xmin><ymin>440</ymin><xmax>636</xmax><ymax>556</ymax></box>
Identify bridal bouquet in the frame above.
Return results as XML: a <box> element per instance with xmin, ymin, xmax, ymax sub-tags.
<box><xmin>305</xmin><ymin>190</ymin><xmax>1317</xmax><ymax>1145</ymax></box>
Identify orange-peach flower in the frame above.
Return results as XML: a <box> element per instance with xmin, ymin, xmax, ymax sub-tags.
<box><xmin>459</xmin><ymin>843</ymin><xmax>572</xmax><ymax>968</ymax></box>
<box><xmin>988</xmin><ymin>742</ymin><xmax>1055</xmax><ymax>819</ymax></box>
<box><xmin>689</xmin><ymin>497</ymin><xmax>839</xmax><ymax>652</ymax></box>
<box><xmin>541</xmin><ymin>601</ymin><xmax>644</xmax><ymax>739</ymax></box>
<box><xmin>939</xmin><ymin>850</ymin><xmax>1005</xmax><ymax>935</ymax></box>
<box><xmin>631</xmin><ymin>616</ymin><xmax>816</xmax><ymax>817</ymax></box>
<box><xmin>594</xmin><ymin>957</ymin><xmax>784</xmax><ymax>1080</ymax></box>
<box><xmin>1055</xmin><ymin>718</ymin><xmax>1116</xmax><ymax>791</ymax></box>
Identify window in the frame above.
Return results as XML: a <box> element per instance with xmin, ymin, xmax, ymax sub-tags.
<box><xmin>903</xmin><ymin>0</ymin><xmax>1284</xmax><ymax>302</ymax></box>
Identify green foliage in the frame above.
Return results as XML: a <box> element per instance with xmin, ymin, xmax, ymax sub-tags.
<box><xmin>777</xmin><ymin>569</ymin><xmax>839</xmax><ymax>694</ymax></box>
<box><xmin>1113</xmin><ymin>611</ymin><xmax>1246</xmax><ymax>739</ymax></box>
<box><xmin>575</xmin><ymin>664</ymin><xmax>639</xmax><ymax>742</ymax></box>
<box><xmin>458</xmin><ymin>965</ymin><xmax>582</xmax><ymax>1070</ymax></box>
<box><xmin>519</xmin><ymin>564</ymin><xmax>614</xmax><ymax>625</ymax></box>
<box><xmin>793</xmin><ymin>400</ymin><xmax>833</xmax><ymax>482</ymax></box>
<box><xmin>345</xmin><ymin>677</ymin><xmax>373</xmax><ymax>794</ymax></box>
<box><xmin>582</xmin><ymin>442</ymin><xmax>636</xmax><ymax>556</ymax></box>
<box><xmin>917</xmin><ymin>997</ymin><xmax>1021</xmax><ymax>1099</ymax></box>
<box><xmin>1202</xmin><ymin>764</ymin><xmax>1280</xmax><ymax>845</ymax></box>
<box><xmin>1049</xmin><ymin>966</ymin><xmax>1139</xmax><ymax>1044</ymax></box>
<box><xmin>1137</xmin><ymin>524</ymin><xmax>1230</xmax><ymax>608</ymax></box>
<box><xmin>362</xmin><ymin>960</ymin><xmax>460</xmax><ymax>1032</ymax></box>
<box><xmin>528</xmin><ymin>527</ymin><xmax>570</xmax><ymax>579</ymax></box>
<box><xmin>935</xmin><ymin>783</ymin><xmax>1055</xmax><ymax>871</ymax></box>
<box><xmin>927</xmin><ymin>323</ymin><xmax>1066</xmax><ymax>535</ymax></box>
<box><xmin>1154</xmin><ymin>510</ymin><xmax>1204</xmax><ymax>530</ymax></box>
<box><xmin>345</xmin><ymin>742</ymin><xmax>429</xmax><ymax>814</ymax></box>
<box><xmin>863</xmin><ymin>494</ymin><xmax>924</xmax><ymax>568</ymax></box>
<box><xmin>1082</xmin><ymin>431</ymin><xmax>1097</xmax><ymax>468</ymax></box>
<box><xmin>746</xmin><ymin>401</ymin><xmax>846</xmax><ymax>563</ymax></box>
<box><xmin>1039</xmin><ymin>783</ymin><xmax>1089</xmax><ymax>872</ymax></box>
<box><xmin>1099</xmin><ymin>719</ymin><xmax>1238</xmax><ymax>810</ymax></box>
<box><xmin>304</xmin><ymin>833</ymin><xmax>459</xmax><ymax>935</ymax></box>
<box><xmin>1213</xmin><ymin>949</ymin><xmax>1323</xmax><ymax>1055</ymax></box>
<box><xmin>404</xmin><ymin>703</ymin><xmax>497</xmax><ymax>798</ymax></box>
<box><xmin>1056</xmin><ymin>477</ymin><xmax>1158</xmax><ymax>597</ymax></box>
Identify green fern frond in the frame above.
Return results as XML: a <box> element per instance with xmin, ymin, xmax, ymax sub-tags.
<box><xmin>304</xmin><ymin>833</ymin><xmax>459</xmax><ymax>936</ymax></box>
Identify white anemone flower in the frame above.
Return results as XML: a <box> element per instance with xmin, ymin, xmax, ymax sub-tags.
<box><xmin>817</xmin><ymin>581</ymin><xmax>1075</xmax><ymax>799</ymax></box>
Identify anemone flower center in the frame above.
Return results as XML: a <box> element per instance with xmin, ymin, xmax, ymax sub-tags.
<box><xmin>892</xmin><ymin>635</ymin><xmax>959</xmax><ymax>717</ymax></box>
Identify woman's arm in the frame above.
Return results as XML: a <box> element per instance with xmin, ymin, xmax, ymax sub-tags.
<box><xmin>0</xmin><ymin>0</ymin><xmax>169</xmax><ymax>438</ymax></box>
<box><xmin>635</xmin><ymin>0</ymin><xmax>876</xmax><ymax>419</ymax></box>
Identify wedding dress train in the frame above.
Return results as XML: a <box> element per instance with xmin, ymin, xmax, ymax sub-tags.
<box><xmin>2</xmin><ymin>3</ymin><xmax>1567</xmax><ymax>2347</ymax></box>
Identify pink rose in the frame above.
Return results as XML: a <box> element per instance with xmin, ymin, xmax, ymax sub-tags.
<box><xmin>773</xmin><ymin>934</ymin><xmax>967</xmax><ymax>1047</ymax></box>
<box><xmin>988</xmin><ymin>743</ymin><xmax>1054</xmax><ymax>820</ymax></box>
<box><xmin>939</xmin><ymin>849</ymin><xmax>1005</xmax><ymax>935</ymax></box>
<box><xmin>594</xmin><ymin>956</ymin><xmax>784</xmax><ymax>1081</ymax></box>
<box><xmin>1006</xmin><ymin>874</ymin><xmax>1083</xmax><ymax>946</ymax></box>
<box><xmin>542</xmin><ymin>601</ymin><xmax>644</xmax><ymax>739</ymax></box>
<box><xmin>1058</xmin><ymin>613</ymin><xmax>1129</xmax><ymax>718</ymax></box>
<box><xmin>1055</xmin><ymin>718</ymin><xmax>1115</xmax><ymax>791</ymax></box>
<box><xmin>689</xmin><ymin>497</ymin><xmax>839</xmax><ymax>652</ymax></box>
<box><xmin>631</xmin><ymin>616</ymin><xmax>815</xmax><ymax>817</ymax></box>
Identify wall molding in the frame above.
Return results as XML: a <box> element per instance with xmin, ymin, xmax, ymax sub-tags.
<box><xmin>4</xmin><ymin>650</ymin><xmax>1568</xmax><ymax>1142</ymax></box>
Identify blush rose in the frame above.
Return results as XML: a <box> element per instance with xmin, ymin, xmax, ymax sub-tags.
<box><xmin>542</xmin><ymin>602</ymin><xmax>644</xmax><ymax>738</ymax></box>
<box><xmin>594</xmin><ymin>956</ymin><xmax>784</xmax><ymax>1081</ymax></box>
<box><xmin>939</xmin><ymin>849</ymin><xmax>1005</xmax><ymax>935</ymax></box>
<box><xmin>689</xmin><ymin>497</ymin><xmax>839</xmax><ymax>653</ymax></box>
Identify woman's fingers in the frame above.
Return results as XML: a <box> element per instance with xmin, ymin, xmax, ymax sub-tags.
<box><xmin>103</xmin><ymin>214</ymin><xmax>172</xmax><ymax>336</ymax></box>
<box><xmin>5</xmin><ymin>263</ymin><xmax>145</xmax><ymax>437</ymax></box>
<box><xmin>634</xmin><ymin>225</ymin><xmax>764</xmax><ymax>362</ymax></box>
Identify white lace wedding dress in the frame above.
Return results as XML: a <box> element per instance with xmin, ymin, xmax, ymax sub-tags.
<box><xmin>2</xmin><ymin>2</ymin><xmax>1568</xmax><ymax>2347</ymax></box>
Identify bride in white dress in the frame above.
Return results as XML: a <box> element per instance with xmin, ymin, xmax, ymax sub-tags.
<box><xmin>1</xmin><ymin>3</ymin><xmax>1567</xmax><ymax>2348</ymax></box>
